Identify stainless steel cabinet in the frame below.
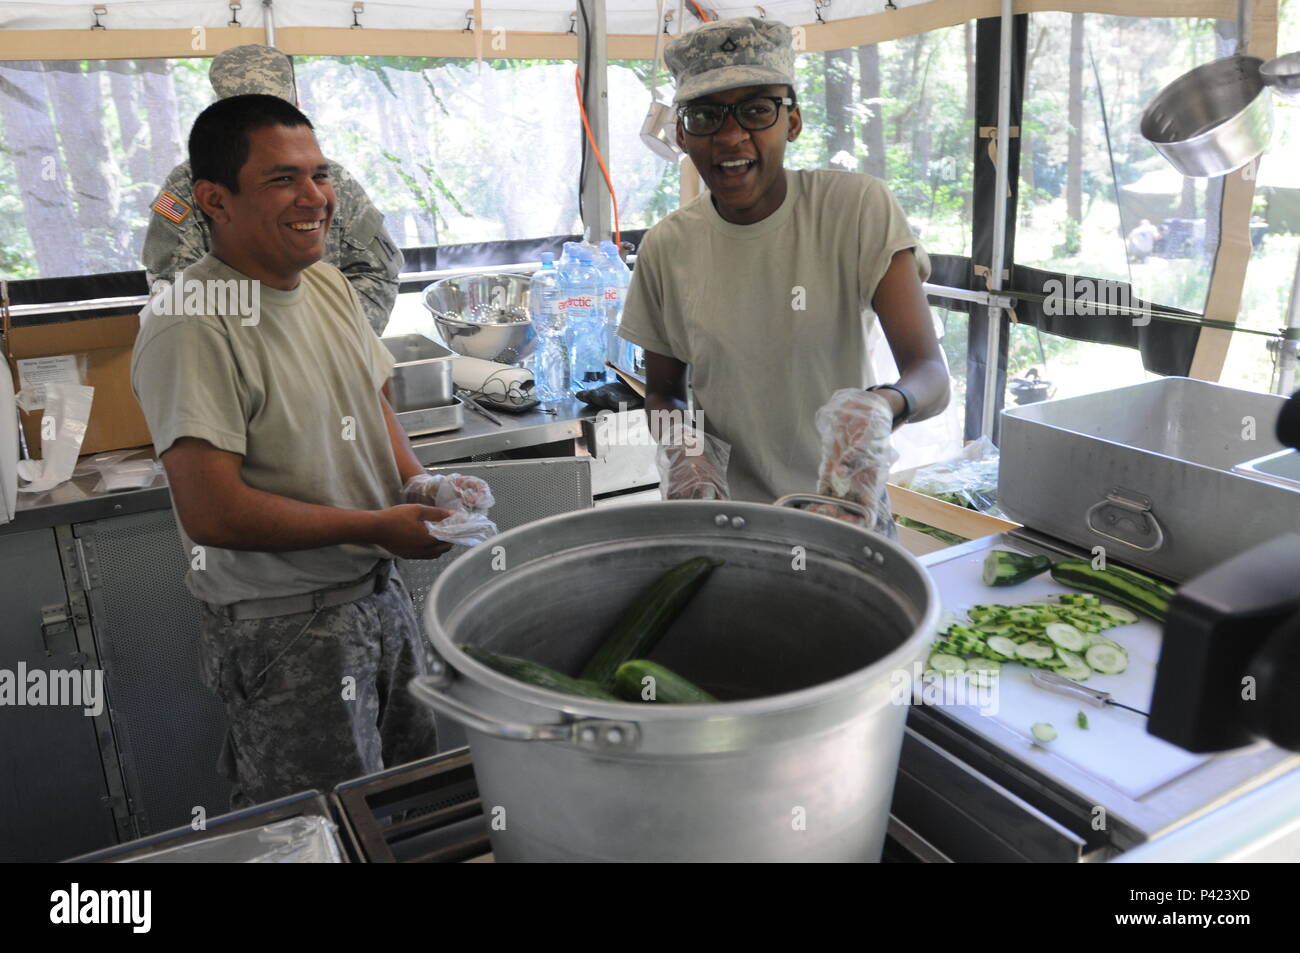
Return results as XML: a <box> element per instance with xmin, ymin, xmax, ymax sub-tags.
<box><xmin>74</xmin><ymin>508</ymin><xmax>233</xmax><ymax>837</ymax></box>
<box><xmin>0</xmin><ymin>528</ymin><xmax>118</xmax><ymax>861</ymax></box>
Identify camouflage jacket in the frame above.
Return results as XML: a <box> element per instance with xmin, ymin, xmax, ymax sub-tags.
<box><xmin>143</xmin><ymin>159</ymin><xmax>403</xmax><ymax>335</ymax></box>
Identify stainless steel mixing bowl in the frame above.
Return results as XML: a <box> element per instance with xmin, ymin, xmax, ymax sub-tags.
<box><xmin>422</xmin><ymin>273</ymin><xmax>536</xmax><ymax>363</ymax></box>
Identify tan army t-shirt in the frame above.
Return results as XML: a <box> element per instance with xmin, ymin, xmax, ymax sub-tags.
<box><xmin>618</xmin><ymin>169</ymin><xmax>930</xmax><ymax>503</ymax></box>
<box><xmin>131</xmin><ymin>254</ymin><xmax>399</xmax><ymax>605</ymax></box>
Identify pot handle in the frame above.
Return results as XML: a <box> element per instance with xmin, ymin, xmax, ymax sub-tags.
<box><xmin>1085</xmin><ymin>487</ymin><xmax>1166</xmax><ymax>553</ymax></box>
<box><xmin>409</xmin><ymin>662</ymin><xmax>641</xmax><ymax>751</ymax></box>
<box><xmin>773</xmin><ymin>492</ymin><xmax>873</xmax><ymax>523</ymax></box>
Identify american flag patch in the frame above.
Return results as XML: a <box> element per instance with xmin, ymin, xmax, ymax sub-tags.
<box><xmin>151</xmin><ymin>191</ymin><xmax>191</xmax><ymax>224</ymax></box>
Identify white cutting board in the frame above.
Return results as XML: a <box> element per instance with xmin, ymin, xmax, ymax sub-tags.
<box><xmin>924</xmin><ymin>544</ymin><xmax>1208</xmax><ymax>800</ymax></box>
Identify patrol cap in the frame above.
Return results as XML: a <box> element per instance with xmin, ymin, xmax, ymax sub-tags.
<box><xmin>210</xmin><ymin>44</ymin><xmax>296</xmax><ymax>102</ymax></box>
<box><xmin>665</xmin><ymin>16</ymin><xmax>795</xmax><ymax>104</ymax></box>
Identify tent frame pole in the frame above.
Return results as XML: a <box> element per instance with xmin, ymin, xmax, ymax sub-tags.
<box><xmin>577</xmin><ymin>0</ymin><xmax>613</xmax><ymax>243</ymax></box>
<box><xmin>980</xmin><ymin>0</ymin><xmax>1013</xmax><ymax>440</ymax></box>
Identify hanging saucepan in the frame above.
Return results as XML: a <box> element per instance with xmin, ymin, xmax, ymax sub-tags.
<box><xmin>1141</xmin><ymin>53</ymin><xmax>1300</xmax><ymax>178</ymax></box>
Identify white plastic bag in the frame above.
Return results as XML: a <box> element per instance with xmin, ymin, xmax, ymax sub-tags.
<box><xmin>424</xmin><ymin>510</ymin><xmax>498</xmax><ymax>547</ymax></box>
<box><xmin>15</xmin><ymin>382</ymin><xmax>94</xmax><ymax>493</ymax></box>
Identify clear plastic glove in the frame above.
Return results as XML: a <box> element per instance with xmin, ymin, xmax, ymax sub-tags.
<box><xmin>424</xmin><ymin>510</ymin><xmax>499</xmax><ymax>548</ymax></box>
<box><xmin>654</xmin><ymin>419</ymin><xmax>731</xmax><ymax>501</ymax></box>
<box><xmin>814</xmin><ymin>388</ymin><xmax>898</xmax><ymax>527</ymax></box>
<box><xmin>402</xmin><ymin>472</ymin><xmax>495</xmax><ymax>514</ymax></box>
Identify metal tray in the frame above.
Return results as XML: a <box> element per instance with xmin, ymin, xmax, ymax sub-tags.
<box><xmin>395</xmin><ymin>396</ymin><xmax>463</xmax><ymax>437</ymax></box>
<box><xmin>999</xmin><ymin>377</ymin><xmax>1299</xmax><ymax>582</ymax></box>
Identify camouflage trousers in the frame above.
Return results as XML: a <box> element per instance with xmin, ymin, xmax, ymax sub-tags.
<box><xmin>198</xmin><ymin>570</ymin><xmax>439</xmax><ymax>810</ymax></box>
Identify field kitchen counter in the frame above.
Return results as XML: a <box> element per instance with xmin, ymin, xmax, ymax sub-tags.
<box><xmin>2</xmin><ymin>398</ymin><xmax>625</xmax><ymax>536</ymax></box>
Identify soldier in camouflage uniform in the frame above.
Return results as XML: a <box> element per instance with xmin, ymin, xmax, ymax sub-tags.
<box><xmin>196</xmin><ymin>569</ymin><xmax>440</xmax><ymax>808</ymax></box>
<box><xmin>143</xmin><ymin>45</ymin><xmax>403</xmax><ymax>335</ymax></box>
<box><xmin>132</xmin><ymin>94</ymin><xmax>492</xmax><ymax>809</ymax></box>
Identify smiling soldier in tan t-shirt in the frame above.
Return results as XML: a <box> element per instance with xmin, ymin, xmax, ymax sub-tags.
<box><xmin>619</xmin><ymin>17</ymin><xmax>951</xmax><ymax>530</ymax></box>
<box><xmin>132</xmin><ymin>94</ymin><xmax>477</xmax><ymax>808</ymax></box>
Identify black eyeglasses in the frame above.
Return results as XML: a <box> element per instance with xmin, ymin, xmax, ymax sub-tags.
<box><xmin>678</xmin><ymin>96</ymin><xmax>794</xmax><ymax>136</ymax></box>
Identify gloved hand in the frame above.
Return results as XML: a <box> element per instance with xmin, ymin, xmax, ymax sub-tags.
<box><xmin>654</xmin><ymin>419</ymin><xmax>731</xmax><ymax>501</ymax></box>
<box><xmin>814</xmin><ymin>388</ymin><xmax>897</xmax><ymax>527</ymax></box>
<box><xmin>402</xmin><ymin>472</ymin><xmax>495</xmax><ymax>514</ymax></box>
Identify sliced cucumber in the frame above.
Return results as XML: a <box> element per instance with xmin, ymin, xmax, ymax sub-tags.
<box><xmin>1044</xmin><ymin>622</ymin><xmax>1088</xmax><ymax>652</ymax></box>
<box><xmin>928</xmin><ymin>653</ymin><xmax>968</xmax><ymax>674</ymax></box>
<box><xmin>1032</xmin><ymin>722</ymin><xmax>1058</xmax><ymax>743</ymax></box>
<box><xmin>1054</xmin><ymin>649</ymin><xmax>1092</xmax><ymax>682</ymax></box>
<box><xmin>1016</xmin><ymin>641</ymin><xmax>1056</xmax><ymax>661</ymax></box>
<box><xmin>1085</xmin><ymin>643</ymin><xmax>1129</xmax><ymax>675</ymax></box>
<box><xmin>1100</xmin><ymin>604</ymin><xmax>1139</xmax><ymax>625</ymax></box>
<box><xmin>1077</xmin><ymin>711</ymin><xmax>1089</xmax><ymax>730</ymax></box>
<box><xmin>986</xmin><ymin>636</ymin><xmax>1021</xmax><ymax>659</ymax></box>
<box><xmin>1086</xmin><ymin>633</ymin><xmax>1125</xmax><ymax>651</ymax></box>
<box><xmin>965</xmin><ymin>658</ymin><xmax>1003</xmax><ymax>674</ymax></box>
<box><xmin>968</xmin><ymin>669</ymin><xmax>1000</xmax><ymax>688</ymax></box>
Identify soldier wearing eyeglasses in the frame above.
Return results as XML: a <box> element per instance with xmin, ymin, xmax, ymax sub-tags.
<box><xmin>620</xmin><ymin>17</ymin><xmax>950</xmax><ymax>529</ymax></box>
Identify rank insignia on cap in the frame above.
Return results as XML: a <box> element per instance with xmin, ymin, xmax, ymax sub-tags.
<box><xmin>151</xmin><ymin>191</ymin><xmax>191</xmax><ymax>225</ymax></box>
<box><xmin>720</xmin><ymin>37</ymin><xmax>738</xmax><ymax>52</ymax></box>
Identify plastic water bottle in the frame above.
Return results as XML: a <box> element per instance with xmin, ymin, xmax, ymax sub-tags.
<box><xmin>564</xmin><ymin>249</ymin><xmax>605</xmax><ymax>393</ymax></box>
<box><xmin>559</xmin><ymin>241</ymin><xmax>582</xmax><ymax>271</ymax></box>
<box><xmin>529</xmin><ymin>253</ymin><xmax>568</xmax><ymax>402</ymax></box>
<box><xmin>597</xmin><ymin>240</ymin><xmax>636</xmax><ymax>373</ymax></box>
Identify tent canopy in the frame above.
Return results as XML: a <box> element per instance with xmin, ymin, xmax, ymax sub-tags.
<box><xmin>0</xmin><ymin>0</ymin><xmax>939</xmax><ymax>34</ymax></box>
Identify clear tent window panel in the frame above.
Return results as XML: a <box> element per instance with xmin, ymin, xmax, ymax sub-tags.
<box><xmin>295</xmin><ymin>57</ymin><xmax>578</xmax><ymax>248</ymax></box>
<box><xmin>1219</xmin><ymin>0</ymin><xmax>1300</xmax><ymax>396</ymax></box>
<box><xmin>1016</xmin><ymin>13</ymin><xmax>1226</xmax><ymax>314</ymax></box>
<box><xmin>295</xmin><ymin>56</ymin><xmax>675</xmax><ymax>249</ymax></box>
<box><xmin>609</xmin><ymin>59</ymin><xmax>680</xmax><ymax>233</ymax></box>
<box><xmin>788</xmin><ymin>23</ymin><xmax>976</xmax><ymax>258</ymax></box>
<box><xmin>1003</xmin><ymin>321</ymin><xmax>1158</xmax><ymax>404</ymax></box>
<box><xmin>0</xmin><ymin>57</ymin><xmax>210</xmax><ymax>280</ymax></box>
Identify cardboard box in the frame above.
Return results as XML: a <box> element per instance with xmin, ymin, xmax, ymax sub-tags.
<box><xmin>5</xmin><ymin>312</ymin><xmax>153</xmax><ymax>458</ymax></box>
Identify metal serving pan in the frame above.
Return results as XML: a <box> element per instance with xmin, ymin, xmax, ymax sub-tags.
<box><xmin>998</xmin><ymin>377</ymin><xmax>1300</xmax><ymax>583</ymax></box>
<box><xmin>382</xmin><ymin>334</ymin><xmax>456</xmax><ymax>412</ymax></box>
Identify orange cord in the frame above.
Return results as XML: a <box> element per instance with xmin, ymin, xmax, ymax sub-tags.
<box><xmin>574</xmin><ymin>68</ymin><xmax>621</xmax><ymax>248</ymax></box>
<box><xmin>687</xmin><ymin>2</ymin><xmax>715</xmax><ymax>22</ymax></box>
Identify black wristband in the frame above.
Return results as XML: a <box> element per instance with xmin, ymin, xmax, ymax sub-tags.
<box><xmin>868</xmin><ymin>383</ymin><xmax>916</xmax><ymax>428</ymax></box>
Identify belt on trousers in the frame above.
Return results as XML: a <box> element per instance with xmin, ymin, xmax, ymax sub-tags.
<box><xmin>210</xmin><ymin>560</ymin><xmax>394</xmax><ymax>621</ymax></box>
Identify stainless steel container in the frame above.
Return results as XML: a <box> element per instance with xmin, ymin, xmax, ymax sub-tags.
<box><xmin>422</xmin><ymin>274</ymin><xmax>536</xmax><ymax>364</ymax></box>
<box><xmin>410</xmin><ymin>501</ymin><xmax>939</xmax><ymax>862</ymax></box>
<box><xmin>1140</xmin><ymin>55</ymin><xmax>1273</xmax><ymax>178</ymax></box>
<box><xmin>382</xmin><ymin>334</ymin><xmax>455</xmax><ymax>412</ymax></box>
<box><xmin>999</xmin><ymin>377</ymin><xmax>1300</xmax><ymax>582</ymax></box>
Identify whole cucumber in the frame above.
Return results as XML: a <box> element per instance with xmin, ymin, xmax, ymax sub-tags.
<box><xmin>580</xmin><ymin>556</ymin><xmax>724</xmax><ymax>690</ymax></box>
<box><xmin>1049</xmin><ymin>559</ymin><xmax>1173</xmax><ymax>622</ymax></box>
<box><xmin>460</xmin><ymin>644</ymin><xmax>619</xmax><ymax>701</ymax></box>
<box><xmin>614</xmin><ymin>659</ymin><xmax>718</xmax><ymax>704</ymax></box>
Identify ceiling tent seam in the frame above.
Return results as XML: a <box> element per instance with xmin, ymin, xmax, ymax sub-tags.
<box><xmin>0</xmin><ymin>1</ymin><xmax>1246</xmax><ymax>61</ymax></box>
<box><xmin>0</xmin><ymin>1</ymin><xmax>1244</xmax><ymax>33</ymax></box>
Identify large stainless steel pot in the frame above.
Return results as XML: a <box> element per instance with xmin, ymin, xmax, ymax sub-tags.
<box><xmin>410</xmin><ymin>500</ymin><xmax>939</xmax><ymax>862</ymax></box>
